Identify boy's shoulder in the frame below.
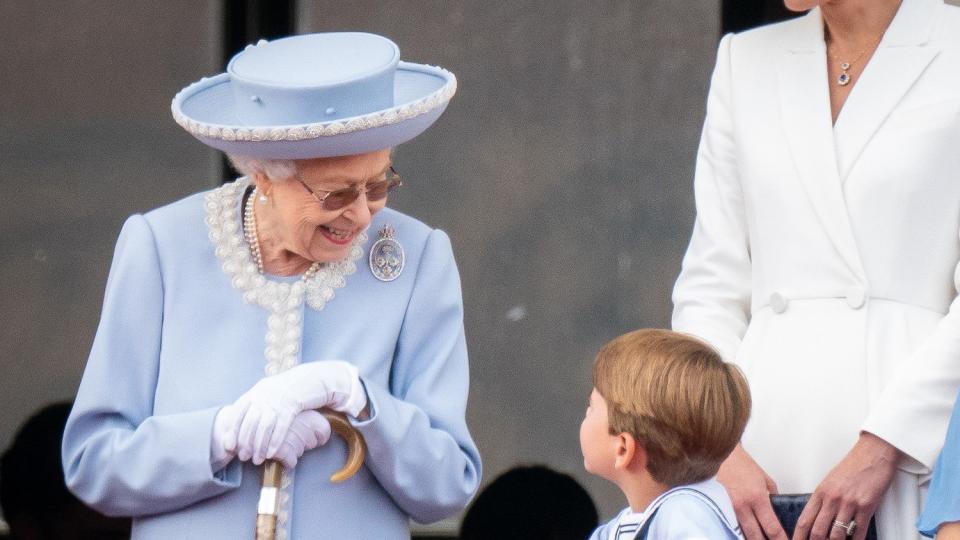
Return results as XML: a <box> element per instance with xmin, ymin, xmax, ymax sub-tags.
<box><xmin>649</xmin><ymin>478</ymin><xmax>743</xmax><ymax>539</ymax></box>
<box><xmin>588</xmin><ymin>507</ymin><xmax>632</xmax><ymax>540</ymax></box>
<box><xmin>589</xmin><ymin>479</ymin><xmax>743</xmax><ymax>540</ymax></box>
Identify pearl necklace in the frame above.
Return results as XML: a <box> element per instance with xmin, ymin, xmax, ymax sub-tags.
<box><xmin>243</xmin><ymin>186</ymin><xmax>321</xmax><ymax>279</ymax></box>
<box><xmin>242</xmin><ymin>188</ymin><xmax>265</xmax><ymax>273</ymax></box>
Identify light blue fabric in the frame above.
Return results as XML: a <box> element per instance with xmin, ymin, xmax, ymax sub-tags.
<box><xmin>172</xmin><ymin>33</ymin><xmax>457</xmax><ymax>160</ymax></box>
<box><xmin>227</xmin><ymin>33</ymin><xmax>399</xmax><ymax>125</ymax></box>
<box><xmin>61</xmin><ymin>188</ymin><xmax>481</xmax><ymax>539</ymax></box>
<box><xmin>589</xmin><ymin>507</ymin><xmax>633</xmax><ymax>540</ymax></box>
<box><xmin>918</xmin><ymin>387</ymin><xmax>960</xmax><ymax>537</ymax></box>
<box><xmin>589</xmin><ymin>478</ymin><xmax>743</xmax><ymax>540</ymax></box>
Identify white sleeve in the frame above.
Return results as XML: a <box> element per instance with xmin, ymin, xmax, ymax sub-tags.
<box><xmin>671</xmin><ymin>33</ymin><xmax>752</xmax><ymax>362</ymax></box>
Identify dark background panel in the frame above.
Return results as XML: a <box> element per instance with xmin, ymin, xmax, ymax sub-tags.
<box><xmin>722</xmin><ymin>0</ymin><xmax>800</xmax><ymax>33</ymax></box>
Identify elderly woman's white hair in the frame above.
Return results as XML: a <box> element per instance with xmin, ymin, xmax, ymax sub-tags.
<box><xmin>227</xmin><ymin>150</ymin><xmax>395</xmax><ymax>182</ymax></box>
<box><xmin>227</xmin><ymin>154</ymin><xmax>298</xmax><ymax>182</ymax></box>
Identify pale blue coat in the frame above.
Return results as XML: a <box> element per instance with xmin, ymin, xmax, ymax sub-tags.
<box><xmin>61</xmin><ymin>186</ymin><xmax>482</xmax><ymax>539</ymax></box>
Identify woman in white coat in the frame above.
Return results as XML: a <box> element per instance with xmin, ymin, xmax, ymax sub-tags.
<box><xmin>671</xmin><ymin>0</ymin><xmax>960</xmax><ymax>538</ymax></box>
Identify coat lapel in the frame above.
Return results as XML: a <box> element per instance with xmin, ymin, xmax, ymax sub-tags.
<box><xmin>777</xmin><ymin>9</ymin><xmax>865</xmax><ymax>278</ymax></box>
<box><xmin>834</xmin><ymin>0</ymin><xmax>941</xmax><ymax>180</ymax></box>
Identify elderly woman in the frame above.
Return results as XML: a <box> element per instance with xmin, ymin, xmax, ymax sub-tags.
<box><xmin>671</xmin><ymin>0</ymin><xmax>960</xmax><ymax>539</ymax></box>
<box><xmin>61</xmin><ymin>33</ymin><xmax>481</xmax><ymax>539</ymax></box>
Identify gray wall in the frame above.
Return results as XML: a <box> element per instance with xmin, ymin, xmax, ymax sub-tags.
<box><xmin>0</xmin><ymin>0</ymin><xmax>221</xmax><ymax>522</ymax></box>
<box><xmin>0</xmin><ymin>0</ymin><xmax>720</xmax><ymax>528</ymax></box>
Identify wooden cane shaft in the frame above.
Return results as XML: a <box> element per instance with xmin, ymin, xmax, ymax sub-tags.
<box><xmin>255</xmin><ymin>460</ymin><xmax>284</xmax><ymax>540</ymax></box>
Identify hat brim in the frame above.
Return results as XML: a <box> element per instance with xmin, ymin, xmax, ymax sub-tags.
<box><xmin>171</xmin><ymin>62</ymin><xmax>455</xmax><ymax>159</ymax></box>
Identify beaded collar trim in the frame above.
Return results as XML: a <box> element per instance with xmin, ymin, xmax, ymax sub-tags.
<box><xmin>204</xmin><ymin>177</ymin><xmax>366</xmax><ymax>313</ymax></box>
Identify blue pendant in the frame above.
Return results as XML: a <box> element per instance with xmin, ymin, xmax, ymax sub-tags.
<box><xmin>369</xmin><ymin>224</ymin><xmax>404</xmax><ymax>282</ymax></box>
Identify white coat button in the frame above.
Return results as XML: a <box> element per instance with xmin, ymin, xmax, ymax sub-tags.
<box><xmin>769</xmin><ymin>292</ymin><xmax>788</xmax><ymax>314</ymax></box>
<box><xmin>846</xmin><ymin>287</ymin><xmax>866</xmax><ymax>309</ymax></box>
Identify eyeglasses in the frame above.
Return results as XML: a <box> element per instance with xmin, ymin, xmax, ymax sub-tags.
<box><xmin>295</xmin><ymin>166</ymin><xmax>402</xmax><ymax>211</ymax></box>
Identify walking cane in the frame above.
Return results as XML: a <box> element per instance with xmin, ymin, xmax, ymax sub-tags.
<box><xmin>255</xmin><ymin>410</ymin><xmax>367</xmax><ymax>540</ymax></box>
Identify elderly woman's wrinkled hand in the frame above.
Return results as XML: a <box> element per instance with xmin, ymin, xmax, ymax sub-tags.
<box><xmin>221</xmin><ymin>360</ymin><xmax>367</xmax><ymax>465</ymax></box>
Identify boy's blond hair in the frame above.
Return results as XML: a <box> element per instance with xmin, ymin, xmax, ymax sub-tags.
<box><xmin>593</xmin><ymin>328</ymin><xmax>750</xmax><ymax>486</ymax></box>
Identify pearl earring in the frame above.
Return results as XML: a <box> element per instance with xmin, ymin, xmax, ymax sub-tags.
<box><xmin>258</xmin><ymin>194</ymin><xmax>268</xmax><ymax>204</ymax></box>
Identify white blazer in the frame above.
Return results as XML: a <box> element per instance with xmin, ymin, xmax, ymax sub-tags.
<box><xmin>672</xmin><ymin>0</ymin><xmax>960</xmax><ymax>537</ymax></box>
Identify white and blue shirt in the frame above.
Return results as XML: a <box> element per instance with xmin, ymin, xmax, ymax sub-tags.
<box><xmin>591</xmin><ymin>478</ymin><xmax>743</xmax><ymax>540</ymax></box>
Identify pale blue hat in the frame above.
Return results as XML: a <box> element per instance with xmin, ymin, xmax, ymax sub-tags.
<box><xmin>171</xmin><ymin>32</ymin><xmax>456</xmax><ymax>159</ymax></box>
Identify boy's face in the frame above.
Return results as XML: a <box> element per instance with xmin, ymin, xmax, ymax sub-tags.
<box><xmin>579</xmin><ymin>388</ymin><xmax>617</xmax><ymax>480</ymax></box>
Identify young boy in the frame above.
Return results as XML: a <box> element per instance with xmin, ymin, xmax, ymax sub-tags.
<box><xmin>581</xmin><ymin>328</ymin><xmax>750</xmax><ymax>539</ymax></box>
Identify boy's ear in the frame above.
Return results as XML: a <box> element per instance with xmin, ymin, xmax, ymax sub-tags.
<box><xmin>614</xmin><ymin>432</ymin><xmax>645</xmax><ymax>470</ymax></box>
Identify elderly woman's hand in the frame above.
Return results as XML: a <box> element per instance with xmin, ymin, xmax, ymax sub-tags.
<box><xmin>221</xmin><ymin>360</ymin><xmax>367</xmax><ymax>465</ymax></box>
<box><xmin>213</xmin><ymin>408</ymin><xmax>332</xmax><ymax>468</ymax></box>
<box><xmin>792</xmin><ymin>432</ymin><xmax>898</xmax><ymax>540</ymax></box>
<box><xmin>271</xmin><ymin>410</ymin><xmax>332</xmax><ymax>468</ymax></box>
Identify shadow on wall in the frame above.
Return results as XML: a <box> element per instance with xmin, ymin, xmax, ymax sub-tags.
<box><xmin>0</xmin><ymin>402</ymin><xmax>131</xmax><ymax>540</ymax></box>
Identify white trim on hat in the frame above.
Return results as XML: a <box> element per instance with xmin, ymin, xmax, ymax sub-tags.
<box><xmin>171</xmin><ymin>65</ymin><xmax>456</xmax><ymax>144</ymax></box>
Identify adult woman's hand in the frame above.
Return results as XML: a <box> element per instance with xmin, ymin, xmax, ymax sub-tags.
<box><xmin>212</xmin><ymin>406</ymin><xmax>333</xmax><ymax>468</ymax></box>
<box><xmin>223</xmin><ymin>361</ymin><xmax>367</xmax><ymax>464</ymax></box>
<box><xmin>718</xmin><ymin>444</ymin><xmax>788</xmax><ymax>540</ymax></box>
<box><xmin>271</xmin><ymin>410</ymin><xmax>332</xmax><ymax>468</ymax></box>
<box><xmin>792</xmin><ymin>432</ymin><xmax>898</xmax><ymax>540</ymax></box>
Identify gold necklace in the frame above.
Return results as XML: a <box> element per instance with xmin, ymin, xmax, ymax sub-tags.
<box><xmin>829</xmin><ymin>33</ymin><xmax>883</xmax><ymax>87</ymax></box>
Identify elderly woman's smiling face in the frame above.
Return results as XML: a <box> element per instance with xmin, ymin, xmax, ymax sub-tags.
<box><xmin>252</xmin><ymin>148</ymin><xmax>393</xmax><ymax>269</ymax></box>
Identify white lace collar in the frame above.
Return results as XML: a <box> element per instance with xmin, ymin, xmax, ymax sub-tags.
<box><xmin>204</xmin><ymin>177</ymin><xmax>366</xmax><ymax>312</ymax></box>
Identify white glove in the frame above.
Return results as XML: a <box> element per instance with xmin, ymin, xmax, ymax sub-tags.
<box><xmin>222</xmin><ymin>360</ymin><xmax>366</xmax><ymax>465</ymax></box>
<box><xmin>211</xmin><ymin>407</ymin><xmax>332</xmax><ymax>468</ymax></box>
<box><xmin>271</xmin><ymin>409</ymin><xmax>332</xmax><ymax>468</ymax></box>
<box><xmin>211</xmin><ymin>404</ymin><xmax>240</xmax><ymax>471</ymax></box>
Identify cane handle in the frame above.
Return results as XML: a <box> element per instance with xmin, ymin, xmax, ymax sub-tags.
<box><xmin>321</xmin><ymin>409</ymin><xmax>367</xmax><ymax>483</ymax></box>
<box><xmin>254</xmin><ymin>410</ymin><xmax>366</xmax><ymax>539</ymax></box>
